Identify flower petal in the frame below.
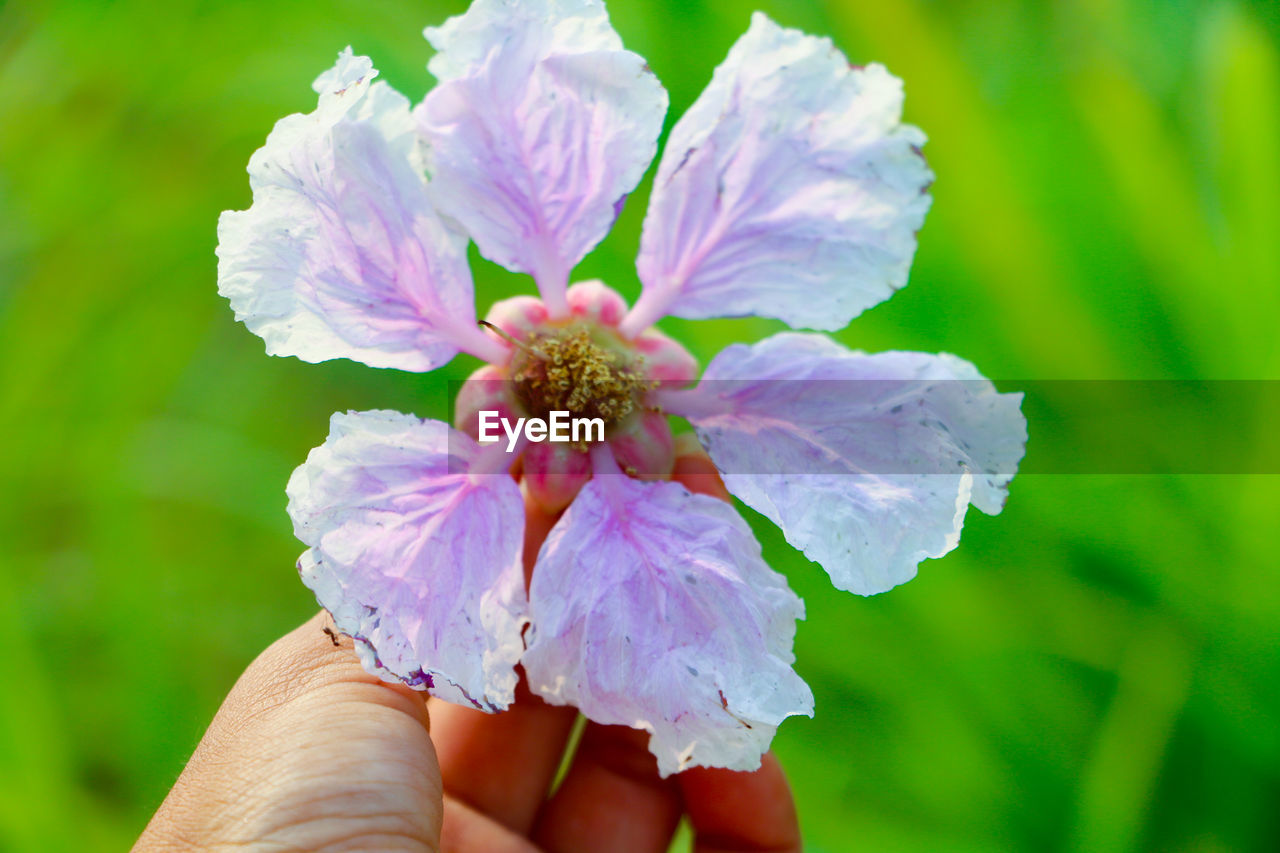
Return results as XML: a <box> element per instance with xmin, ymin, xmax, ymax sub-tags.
<box><xmin>417</xmin><ymin>0</ymin><xmax>668</xmax><ymax>311</ymax></box>
<box><xmin>287</xmin><ymin>409</ymin><xmax>527</xmax><ymax>711</ymax></box>
<box><xmin>669</xmin><ymin>333</ymin><xmax>1026</xmax><ymax>596</ymax></box>
<box><xmin>218</xmin><ymin>49</ymin><xmax>501</xmax><ymax>371</ymax></box>
<box><xmin>621</xmin><ymin>13</ymin><xmax>932</xmax><ymax>336</ymax></box>
<box><xmin>522</xmin><ymin>469</ymin><xmax>813</xmax><ymax>777</ymax></box>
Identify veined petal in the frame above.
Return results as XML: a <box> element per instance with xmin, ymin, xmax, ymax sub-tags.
<box><xmin>667</xmin><ymin>333</ymin><xmax>1026</xmax><ymax>596</ymax></box>
<box><xmin>287</xmin><ymin>409</ymin><xmax>527</xmax><ymax>711</ymax></box>
<box><xmin>523</xmin><ymin>466</ymin><xmax>813</xmax><ymax>777</ymax></box>
<box><xmin>218</xmin><ymin>49</ymin><xmax>502</xmax><ymax>371</ymax></box>
<box><xmin>417</xmin><ymin>0</ymin><xmax>668</xmax><ymax>313</ymax></box>
<box><xmin>621</xmin><ymin>13</ymin><xmax>932</xmax><ymax>336</ymax></box>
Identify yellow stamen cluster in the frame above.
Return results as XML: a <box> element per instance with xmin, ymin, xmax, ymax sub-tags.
<box><xmin>512</xmin><ymin>325</ymin><xmax>653</xmax><ymax>430</ymax></box>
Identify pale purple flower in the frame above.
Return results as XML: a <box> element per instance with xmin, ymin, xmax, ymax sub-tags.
<box><xmin>217</xmin><ymin>0</ymin><xmax>1026</xmax><ymax>776</ymax></box>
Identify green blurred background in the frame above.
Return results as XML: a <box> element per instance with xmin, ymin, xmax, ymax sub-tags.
<box><xmin>2</xmin><ymin>0</ymin><xmax>1278</xmax><ymax>850</ymax></box>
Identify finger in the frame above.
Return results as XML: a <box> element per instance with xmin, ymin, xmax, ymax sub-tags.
<box><xmin>138</xmin><ymin>611</ymin><xmax>442</xmax><ymax>851</ymax></box>
<box><xmin>679</xmin><ymin>753</ymin><xmax>801</xmax><ymax>853</ymax></box>
<box><xmin>441</xmin><ymin>795</ymin><xmax>541</xmax><ymax>853</ymax></box>
<box><xmin>430</xmin><ymin>487</ymin><xmax>578</xmax><ymax>834</ymax></box>
<box><xmin>671</xmin><ymin>437</ymin><xmax>732</xmax><ymax>501</ymax></box>
<box><xmin>429</xmin><ymin>679</ymin><xmax>577</xmax><ymax>834</ymax></box>
<box><xmin>232</xmin><ymin>610</ymin><xmax>430</xmax><ymax>730</ymax></box>
<box><xmin>531</xmin><ymin>724</ymin><xmax>682</xmax><ymax>853</ymax></box>
<box><xmin>671</xmin><ymin>451</ymin><xmax>802</xmax><ymax>852</ymax></box>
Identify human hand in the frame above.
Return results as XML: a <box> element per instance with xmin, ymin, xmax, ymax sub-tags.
<box><xmin>135</xmin><ymin>449</ymin><xmax>803</xmax><ymax>852</ymax></box>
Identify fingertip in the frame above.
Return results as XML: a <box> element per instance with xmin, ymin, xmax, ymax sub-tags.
<box><xmin>532</xmin><ymin>723</ymin><xmax>681</xmax><ymax>853</ymax></box>
<box><xmin>430</xmin><ymin>676</ymin><xmax>578</xmax><ymax>835</ymax></box>
<box><xmin>679</xmin><ymin>752</ymin><xmax>801</xmax><ymax>853</ymax></box>
<box><xmin>244</xmin><ymin>612</ymin><xmax>433</xmax><ymax>734</ymax></box>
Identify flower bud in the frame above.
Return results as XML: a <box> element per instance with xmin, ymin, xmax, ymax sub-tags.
<box><xmin>609</xmin><ymin>409</ymin><xmax>675</xmax><ymax>481</ymax></box>
<box><xmin>454</xmin><ymin>364</ymin><xmax>520</xmax><ymax>441</ymax></box>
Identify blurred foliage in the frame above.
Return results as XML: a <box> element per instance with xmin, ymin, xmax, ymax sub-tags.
<box><xmin>2</xmin><ymin>0</ymin><xmax>1278</xmax><ymax>850</ymax></box>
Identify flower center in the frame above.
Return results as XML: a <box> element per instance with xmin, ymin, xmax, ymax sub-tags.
<box><xmin>510</xmin><ymin>323</ymin><xmax>653</xmax><ymax>430</ymax></box>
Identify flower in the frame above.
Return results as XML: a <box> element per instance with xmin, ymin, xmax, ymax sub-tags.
<box><xmin>217</xmin><ymin>0</ymin><xmax>1026</xmax><ymax>777</ymax></box>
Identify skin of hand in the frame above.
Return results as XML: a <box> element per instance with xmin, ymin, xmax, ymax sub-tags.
<box><xmin>134</xmin><ymin>446</ymin><xmax>803</xmax><ymax>852</ymax></box>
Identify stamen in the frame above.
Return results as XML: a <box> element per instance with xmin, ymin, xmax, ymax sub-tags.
<box><xmin>510</xmin><ymin>324</ymin><xmax>655</xmax><ymax>444</ymax></box>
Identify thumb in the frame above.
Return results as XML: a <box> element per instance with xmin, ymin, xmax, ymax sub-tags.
<box><xmin>136</xmin><ymin>611</ymin><xmax>443</xmax><ymax>851</ymax></box>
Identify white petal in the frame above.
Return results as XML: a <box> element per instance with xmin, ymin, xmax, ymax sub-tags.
<box><xmin>417</xmin><ymin>0</ymin><xmax>667</xmax><ymax>307</ymax></box>
<box><xmin>218</xmin><ymin>49</ymin><xmax>498</xmax><ymax>371</ymax></box>
<box><xmin>288</xmin><ymin>410</ymin><xmax>527</xmax><ymax>710</ymax></box>
<box><xmin>622</xmin><ymin>14</ymin><xmax>932</xmax><ymax>335</ymax></box>
<box><xmin>523</xmin><ymin>472</ymin><xmax>813</xmax><ymax>777</ymax></box>
<box><xmin>673</xmin><ymin>333</ymin><xmax>1026</xmax><ymax>595</ymax></box>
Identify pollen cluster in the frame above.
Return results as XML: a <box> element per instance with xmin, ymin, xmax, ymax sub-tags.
<box><xmin>512</xmin><ymin>325</ymin><xmax>653</xmax><ymax>430</ymax></box>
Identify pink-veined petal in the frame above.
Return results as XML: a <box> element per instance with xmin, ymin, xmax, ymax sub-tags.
<box><xmin>416</xmin><ymin>0</ymin><xmax>667</xmax><ymax>314</ymax></box>
<box><xmin>621</xmin><ymin>13</ymin><xmax>932</xmax><ymax>336</ymax></box>
<box><xmin>661</xmin><ymin>333</ymin><xmax>1026</xmax><ymax>596</ymax></box>
<box><xmin>523</xmin><ymin>460</ymin><xmax>813</xmax><ymax>777</ymax></box>
<box><xmin>218</xmin><ymin>49</ymin><xmax>503</xmax><ymax>371</ymax></box>
<box><xmin>287</xmin><ymin>409</ymin><xmax>527</xmax><ymax>711</ymax></box>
